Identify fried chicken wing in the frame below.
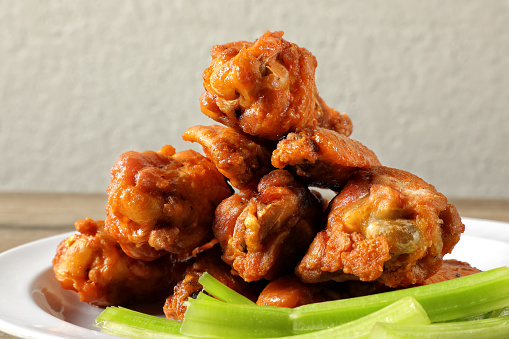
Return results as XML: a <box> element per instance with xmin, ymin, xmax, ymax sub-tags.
<box><xmin>213</xmin><ymin>169</ymin><xmax>325</xmax><ymax>282</ymax></box>
<box><xmin>256</xmin><ymin>274</ymin><xmax>390</xmax><ymax>308</ymax></box>
<box><xmin>256</xmin><ymin>275</ymin><xmax>328</xmax><ymax>308</ymax></box>
<box><xmin>182</xmin><ymin>125</ymin><xmax>274</xmax><ymax>189</ymax></box>
<box><xmin>105</xmin><ymin>145</ymin><xmax>232</xmax><ymax>261</ymax></box>
<box><xmin>419</xmin><ymin>259</ymin><xmax>481</xmax><ymax>285</ymax></box>
<box><xmin>163</xmin><ymin>245</ymin><xmax>258</xmax><ymax>321</ymax></box>
<box><xmin>271</xmin><ymin>127</ymin><xmax>381</xmax><ymax>191</ymax></box>
<box><xmin>200</xmin><ymin>31</ymin><xmax>352</xmax><ymax>140</ymax></box>
<box><xmin>53</xmin><ymin>218</ymin><xmax>187</xmax><ymax>307</ymax></box>
<box><xmin>296</xmin><ymin>166</ymin><xmax>465</xmax><ymax>287</ymax></box>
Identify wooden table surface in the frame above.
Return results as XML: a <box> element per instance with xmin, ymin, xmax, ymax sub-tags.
<box><xmin>1</xmin><ymin>193</ymin><xmax>508</xmax><ymax>338</ymax></box>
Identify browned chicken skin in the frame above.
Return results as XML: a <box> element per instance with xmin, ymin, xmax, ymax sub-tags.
<box><xmin>182</xmin><ymin>125</ymin><xmax>274</xmax><ymax>189</ymax></box>
<box><xmin>256</xmin><ymin>274</ymin><xmax>390</xmax><ymax>308</ymax></box>
<box><xmin>213</xmin><ymin>169</ymin><xmax>325</xmax><ymax>282</ymax></box>
<box><xmin>296</xmin><ymin>166</ymin><xmax>465</xmax><ymax>288</ymax></box>
<box><xmin>53</xmin><ymin>218</ymin><xmax>187</xmax><ymax>307</ymax></box>
<box><xmin>105</xmin><ymin>145</ymin><xmax>232</xmax><ymax>261</ymax></box>
<box><xmin>272</xmin><ymin>127</ymin><xmax>381</xmax><ymax>191</ymax></box>
<box><xmin>163</xmin><ymin>245</ymin><xmax>258</xmax><ymax>321</ymax></box>
<box><xmin>419</xmin><ymin>259</ymin><xmax>481</xmax><ymax>285</ymax></box>
<box><xmin>200</xmin><ymin>31</ymin><xmax>352</xmax><ymax>140</ymax></box>
<box><xmin>256</xmin><ymin>274</ymin><xmax>328</xmax><ymax>308</ymax></box>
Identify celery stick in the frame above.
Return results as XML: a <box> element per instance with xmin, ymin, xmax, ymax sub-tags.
<box><xmin>292</xmin><ymin>267</ymin><xmax>509</xmax><ymax>334</ymax></box>
<box><xmin>96</xmin><ymin>320</ymin><xmax>188</xmax><ymax>338</ymax></box>
<box><xmin>198</xmin><ymin>272</ymin><xmax>255</xmax><ymax>304</ymax></box>
<box><xmin>95</xmin><ymin>306</ymin><xmax>182</xmax><ymax>334</ymax></box>
<box><xmin>195</xmin><ymin>291</ymin><xmax>221</xmax><ymax>302</ymax></box>
<box><xmin>490</xmin><ymin>308</ymin><xmax>505</xmax><ymax>318</ymax></box>
<box><xmin>369</xmin><ymin>315</ymin><xmax>509</xmax><ymax>339</ymax></box>
<box><xmin>279</xmin><ymin>296</ymin><xmax>430</xmax><ymax>339</ymax></box>
<box><xmin>449</xmin><ymin>306</ymin><xmax>509</xmax><ymax>322</ymax></box>
<box><xmin>180</xmin><ymin>298</ymin><xmax>293</xmax><ymax>338</ymax></box>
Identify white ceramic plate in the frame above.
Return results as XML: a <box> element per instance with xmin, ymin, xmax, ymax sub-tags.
<box><xmin>1</xmin><ymin>217</ymin><xmax>508</xmax><ymax>338</ymax></box>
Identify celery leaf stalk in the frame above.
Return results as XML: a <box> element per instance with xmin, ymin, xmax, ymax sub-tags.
<box><xmin>96</xmin><ymin>320</ymin><xmax>188</xmax><ymax>339</ymax></box>
<box><xmin>291</xmin><ymin>267</ymin><xmax>509</xmax><ymax>334</ymax></box>
<box><xmin>281</xmin><ymin>296</ymin><xmax>429</xmax><ymax>339</ymax></box>
<box><xmin>195</xmin><ymin>290</ymin><xmax>221</xmax><ymax>302</ymax></box>
<box><xmin>95</xmin><ymin>306</ymin><xmax>182</xmax><ymax>335</ymax></box>
<box><xmin>198</xmin><ymin>272</ymin><xmax>255</xmax><ymax>304</ymax></box>
<box><xmin>180</xmin><ymin>297</ymin><xmax>293</xmax><ymax>338</ymax></box>
<box><xmin>369</xmin><ymin>315</ymin><xmax>509</xmax><ymax>339</ymax></box>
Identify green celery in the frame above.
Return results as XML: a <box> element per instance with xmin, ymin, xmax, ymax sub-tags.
<box><xmin>291</xmin><ymin>267</ymin><xmax>509</xmax><ymax>334</ymax></box>
<box><xmin>279</xmin><ymin>296</ymin><xmax>430</xmax><ymax>339</ymax></box>
<box><xmin>181</xmin><ymin>296</ymin><xmax>429</xmax><ymax>339</ymax></box>
<box><xmin>94</xmin><ymin>268</ymin><xmax>509</xmax><ymax>338</ymax></box>
<box><xmin>95</xmin><ymin>306</ymin><xmax>182</xmax><ymax>335</ymax></box>
<box><xmin>96</xmin><ymin>320</ymin><xmax>188</xmax><ymax>339</ymax></box>
<box><xmin>180</xmin><ymin>297</ymin><xmax>293</xmax><ymax>338</ymax></box>
<box><xmin>198</xmin><ymin>272</ymin><xmax>255</xmax><ymax>304</ymax></box>
<box><xmin>369</xmin><ymin>315</ymin><xmax>509</xmax><ymax>339</ymax></box>
<box><xmin>195</xmin><ymin>291</ymin><xmax>221</xmax><ymax>302</ymax></box>
<box><xmin>448</xmin><ymin>306</ymin><xmax>509</xmax><ymax>322</ymax></box>
<box><xmin>502</xmin><ymin>307</ymin><xmax>509</xmax><ymax>316</ymax></box>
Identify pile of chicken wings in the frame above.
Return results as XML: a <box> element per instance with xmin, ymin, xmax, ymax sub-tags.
<box><xmin>53</xmin><ymin>31</ymin><xmax>470</xmax><ymax>319</ymax></box>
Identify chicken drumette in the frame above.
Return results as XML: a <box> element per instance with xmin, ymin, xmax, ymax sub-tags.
<box><xmin>53</xmin><ymin>218</ymin><xmax>187</xmax><ymax>307</ymax></box>
<box><xmin>296</xmin><ymin>166</ymin><xmax>464</xmax><ymax>287</ymax></box>
<box><xmin>256</xmin><ymin>274</ymin><xmax>389</xmax><ymax>308</ymax></box>
<box><xmin>272</xmin><ymin>127</ymin><xmax>381</xmax><ymax>191</ymax></box>
<box><xmin>213</xmin><ymin>169</ymin><xmax>325</xmax><ymax>282</ymax></box>
<box><xmin>200</xmin><ymin>31</ymin><xmax>352</xmax><ymax>140</ymax></box>
<box><xmin>183</xmin><ymin>125</ymin><xmax>274</xmax><ymax>189</ymax></box>
<box><xmin>105</xmin><ymin>145</ymin><xmax>232</xmax><ymax>261</ymax></box>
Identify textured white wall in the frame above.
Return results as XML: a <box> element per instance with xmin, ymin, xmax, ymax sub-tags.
<box><xmin>1</xmin><ymin>0</ymin><xmax>508</xmax><ymax>198</ymax></box>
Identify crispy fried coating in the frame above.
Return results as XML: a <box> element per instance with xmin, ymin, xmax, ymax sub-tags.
<box><xmin>271</xmin><ymin>127</ymin><xmax>381</xmax><ymax>191</ymax></box>
<box><xmin>105</xmin><ymin>145</ymin><xmax>232</xmax><ymax>261</ymax></box>
<box><xmin>296</xmin><ymin>166</ymin><xmax>465</xmax><ymax>288</ymax></box>
<box><xmin>213</xmin><ymin>170</ymin><xmax>325</xmax><ymax>282</ymax></box>
<box><xmin>182</xmin><ymin>125</ymin><xmax>274</xmax><ymax>189</ymax></box>
<box><xmin>52</xmin><ymin>218</ymin><xmax>187</xmax><ymax>307</ymax></box>
<box><xmin>200</xmin><ymin>31</ymin><xmax>352</xmax><ymax>140</ymax></box>
<box><xmin>163</xmin><ymin>245</ymin><xmax>258</xmax><ymax>321</ymax></box>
